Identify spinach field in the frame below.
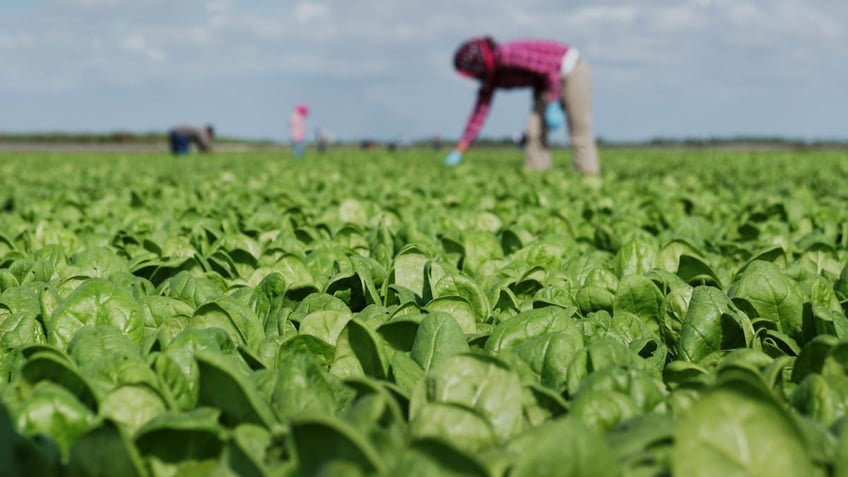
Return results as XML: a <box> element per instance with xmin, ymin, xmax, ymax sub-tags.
<box><xmin>2</xmin><ymin>148</ymin><xmax>848</xmax><ymax>476</ymax></box>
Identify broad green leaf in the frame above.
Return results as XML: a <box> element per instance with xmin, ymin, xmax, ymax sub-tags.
<box><xmin>614</xmin><ymin>238</ymin><xmax>657</xmax><ymax>277</ymax></box>
<box><xmin>410</xmin><ymin>313</ymin><xmax>469</xmax><ymax>371</ymax></box>
<box><xmin>737</xmin><ymin>246</ymin><xmax>787</xmax><ymax>275</ymax></box>
<box><xmin>190</xmin><ymin>297</ymin><xmax>265</xmax><ymax>351</ymax></box>
<box><xmin>139</xmin><ymin>295</ymin><xmax>194</xmax><ymax>330</ymax></box>
<box><xmin>0</xmin><ymin>282</ymin><xmax>43</xmax><ymax>322</ymax></box>
<box><xmin>521</xmin><ymin>383</ymin><xmax>569</xmax><ymax>426</ymax></box>
<box><xmin>66</xmin><ymin>326</ymin><xmax>159</xmax><ymax>390</ymax></box>
<box><xmin>99</xmin><ymin>384</ymin><xmax>167</xmax><ymax>434</ymax></box>
<box><xmin>67</xmin><ymin>420</ymin><xmax>147</xmax><ymax>477</ymax></box>
<box><xmin>326</xmin><ymin>261</ymin><xmax>380</xmax><ymax>313</ymax></box>
<box><xmin>715</xmin><ymin>348</ymin><xmax>775</xmax><ymax>375</ymax></box>
<box><xmin>225</xmin><ymin>423</ymin><xmax>272</xmax><ymax>477</ymax></box>
<box><xmin>386</xmin><ymin>438</ymin><xmax>491</xmax><ymax>477</ymax></box>
<box><xmin>679</xmin><ymin>286</ymin><xmax>754</xmax><ymax>363</ymax></box>
<box><xmin>485</xmin><ymin>306</ymin><xmax>578</xmax><ymax>353</ymax></box>
<box><xmin>376</xmin><ymin>311</ymin><xmax>425</xmax><ymax>353</ymax></box>
<box><xmin>272</xmin><ymin>254</ymin><xmax>316</xmax><ymax>290</ymax></box>
<box><xmin>272</xmin><ymin>352</ymin><xmax>337</xmax><ymax>422</ymax></box>
<box><xmin>247</xmin><ymin>272</ymin><xmax>286</xmax><ymax>327</ymax></box>
<box><xmin>677</xmin><ymin>254</ymin><xmax>722</xmax><ymax>288</ymax></box>
<box><xmin>834</xmin><ymin>415</ymin><xmax>848</xmax><ymax>477</ymax></box>
<box><xmin>532</xmin><ymin>284</ymin><xmax>578</xmax><ymax>309</ymax></box>
<box><xmin>566</xmin><ymin>338</ymin><xmax>646</xmax><ymax>396</ymax></box>
<box><xmin>508</xmin><ymin>417</ymin><xmax>621</xmax><ymax>477</ymax></box>
<box><xmin>48</xmin><ymin>278</ymin><xmax>146</xmax><ymax>350</ymax></box>
<box><xmin>290</xmin><ymin>414</ymin><xmax>384</xmax><ymax>476</ymax></box>
<box><xmin>410</xmin><ymin>354</ymin><xmax>523</xmax><ymax>443</ymax></box>
<box><xmin>0</xmin><ymin>289</ymin><xmax>49</xmax><ymax>352</ymax></box>
<box><xmin>462</xmin><ymin>230</ymin><xmax>503</xmax><ymax>275</ymax></box>
<box><xmin>614</xmin><ymin>274</ymin><xmax>664</xmax><ymax>336</ymax></box>
<box><xmin>790</xmin><ymin>373</ymin><xmax>848</xmax><ymax>427</ymax></box>
<box><xmin>276</xmin><ymin>334</ymin><xmax>336</xmax><ymax>370</ymax></box>
<box><xmin>154</xmin><ymin>352</ymin><xmax>197</xmax><ymax>411</ymax></box>
<box><xmin>20</xmin><ymin>351</ymin><xmax>99</xmax><ymax>411</ymax></box>
<box><xmin>835</xmin><ymin>262</ymin><xmax>848</xmax><ymax>302</ymax></box>
<box><xmin>299</xmin><ymin>309</ymin><xmax>352</xmax><ymax>346</ymax></box>
<box><xmin>432</xmin><ymin>273</ymin><xmax>490</xmax><ymax>323</ymax></box>
<box><xmin>388</xmin><ymin>352</ymin><xmax>425</xmax><ymax>396</ymax></box>
<box><xmin>575</xmin><ymin>285</ymin><xmax>615</xmax><ymax>315</ymax></box>
<box><xmin>0</xmin><ymin>400</ymin><xmax>62</xmax><ymax>477</ymax></box>
<box><xmin>791</xmin><ymin>336</ymin><xmax>848</xmax><ymax>397</ymax></box>
<box><xmin>195</xmin><ymin>351</ymin><xmax>277</xmax><ymax>428</ymax></box>
<box><xmin>606</xmin><ymin>414</ymin><xmax>675</xmax><ymax>477</ymax></box>
<box><xmin>66</xmin><ymin>246</ymin><xmax>129</xmax><ymax>278</ymax></box>
<box><xmin>491</xmin><ymin>286</ymin><xmax>521</xmax><ymax>322</ymax></box>
<box><xmin>344</xmin><ymin>319</ymin><xmax>390</xmax><ymax>379</ymax></box>
<box><xmin>134</xmin><ymin>408</ymin><xmax>224</xmax><ymax>464</ymax></box>
<box><xmin>512</xmin><ymin>329</ymin><xmax>584</xmax><ymax>391</ymax></box>
<box><xmin>672</xmin><ymin>369</ymin><xmax>816</xmax><ymax>477</ymax></box>
<box><xmin>577</xmin><ymin>310</ymin><xmax>654</xmax><ymax>351</ymax></box>
<box><xmin>389</xmin><ymin>245</ymin><xmax>432</xmax><ymax>304</ymax></box>
<box><xmin>798</xmin><ymin>242</ymin><xmax>843</xmax><ymax>279</ymax></box>
<box><xmin>290</xmin><ymin>292</ymin><xmax>351</xmax><ymax>318</ymax></box>
<box><xmin>657</xmin><ymin>239</ymin><xmax>702</xmax><ymax>273</ymax></box>
<box><xmin>13</xmin><ymin>381</ymin><xmax>96</xmax><ymax>459</ymax></box>
<box><xmin>157</xmin><ymin>271</ymin><xmax>223</xmax><ymax>308</ymax></box>
<box><xmin>337</xmin><ymin>383</ymin><xmax>407</xmax><ymax>471</ymax></box>
<box><xmin>729</xmin><ymin>261</ymin><xmax>804</xmax><ymax>341</ymax></box>
<box><xmin>569</xmin><ymin>389</ymin><xmax>640</xmax><ymax>432</ymax></box>
<box><xmin>424</xmin><ymin>296</ymin><xmax>476</xmax><ymax>334</ymax></box>
<box><xmin>572</xmin><ymin>366</ymin><xmax>667</xmax><ymax>416</ymax></box>
<box><xmin>409</xmin><ymin>402</ymin><xmax>498</xmax><ymax>452</ymax></box>
<box><xmin>508</xmin><ymin>266</ymin><xmax>547</xmax><ymax>301</ymax></box>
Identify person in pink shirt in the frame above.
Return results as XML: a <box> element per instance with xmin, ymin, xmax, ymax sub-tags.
<box><xmin>289</xmin><ymin>104</ymin><xmax>309</xmax><ymax>157</ymax></box>
<box><xmin>445</xmin><ymin>36</ymin><xmax>599</xmax><ymax>174</ymax></box>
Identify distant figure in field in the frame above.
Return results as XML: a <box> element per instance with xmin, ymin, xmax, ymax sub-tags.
<box><xmin>315</xmin><ymin>127</ymin><xmax>331</xmax><ymax>152</ymax></box>
<box><xmin>444</xmin><ymin>36</ymin><xmax>599</xmax><ymax>173</ymax></box>
<box><xmin>289</xmin><ymin>104</ymin><xmax>309</xmax><ymax>157</ymax></box>
<box><xmin>168</xmin><ymin>124</ymin><xmax>214</xmax><ymax>155</ymax></box>
<box><xmin>432</xmin><ymin>135</ymin><xmax>443</xmax><ymax>151</ymax></box>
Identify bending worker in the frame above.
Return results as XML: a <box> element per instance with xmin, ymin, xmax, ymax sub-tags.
<box><xmin>168</xmin><ymin>124</ymin><xmax>214</xmax><ymax>155</ymax></box>
<box><xmin>445</xmin><ymin>36</ymin><xmax>599</xmax><ymax>174</ymax></box>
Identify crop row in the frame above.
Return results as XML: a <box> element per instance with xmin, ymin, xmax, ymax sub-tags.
<box><xmin>1</xmin><ymin>150</ymin><xmax>848</xmax><ymax>476</ymax></box>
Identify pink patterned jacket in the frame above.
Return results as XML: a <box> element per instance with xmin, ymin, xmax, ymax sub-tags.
<box><xmin>458</xmin><ymin>40</ymin><xmax>570</xmax><ymax>149</ymax></box>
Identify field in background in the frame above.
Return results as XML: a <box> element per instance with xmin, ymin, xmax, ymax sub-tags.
<box><xmin>2</xmin><ymin>147</ymin><xmax>848</xmax><ymax>476</ymax></box>
<box><xmin>2</xmin><ymin>131</ymin><xmax>848</xmax><ymax>153</ymax></box>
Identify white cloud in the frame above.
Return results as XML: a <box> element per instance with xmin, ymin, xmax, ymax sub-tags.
<box><xmin>295</xmin><ymin>2</ymin><xmax>331</xmax><ymax>24</ymax></box>
<box><xmin>57</xmin><ymin>0</ymin><xmax>120</xmax><ymax>7</ymax></box>
<box><xmin>568</xmin><ymin>4</ymin><xmax>639</xmax><ymax>27</ymax></box>
<box><xmin>0</xmin><ymin>32</ymin><xmax>32</xmax><ymax>50</ymax></box>
<box><xmin>1</xmin><ymin>0</ymin><xmax>847</xmax><ymax>139</ymax></box>
<box><xmin>651</xmin><ymin>4</ymin><xmax>706</xmax><ymax>32</ymax></box>
<box><xmin>120</xmin><ymin>33</ymin><xmax>166</xmax><ymax>61</ymax></box>
<box><xmin>205</xmin><ymin>0</ymin><xmax>231</xmax><ymax>15</ymax></box>
<box><xmin>182</xmin><ymin>27</ymin><xmax>216</xmax><ymax>46</ymax></box>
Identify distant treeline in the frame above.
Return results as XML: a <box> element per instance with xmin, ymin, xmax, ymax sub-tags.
<box><xmin>0</xmin><ymin>131</ymin><xmax>272</xmax><ymax>145</ymax></box>
<box><xmin>1</xmin><ymin>131</ymin><xmax>846</xmax><ymax>149</ymax></box>
<box><xmin>612</xmin><ymin>136</ymin><xmax>848</xmax><ymax>149</ymax></box>
<box><xmin>442</xmin><ymin>135</ymin><xmax>848</xmax><ymax>150</ymax></box>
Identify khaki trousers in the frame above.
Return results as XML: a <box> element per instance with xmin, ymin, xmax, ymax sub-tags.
<box><xmin>525</xmin><ymin>58</ymin><xmax>600</xmax><ymax>173</ymax></box>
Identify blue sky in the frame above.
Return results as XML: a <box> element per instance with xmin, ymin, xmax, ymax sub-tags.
<box><xmin>1</xmin><ymin>0</ymin><xmax>846</xmax><ymax>143</ymax></box>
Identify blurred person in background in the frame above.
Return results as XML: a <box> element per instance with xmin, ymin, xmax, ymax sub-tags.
<box><xmin>168</xmin><ymin>124</ymin><xmax>214</xmax><ymax>155</ymax></box>
<box><xmin>289</xmin><ymin>104</ymin><xmax>309</xmax><ymax>158</ymax></box>
<box><xmin>315</xmin><ymin>127</ymin><xmax>331</xmax><ymax>152</ymax></box>
<box><xmin>444</xmin><ymin>36</ymin><xmax>599</xmax><ymax>174</ymax></box>
<box><xmin>432</xmin><ymin>135</ymin><xmax>443</xmax><ymax>151</ymax></box>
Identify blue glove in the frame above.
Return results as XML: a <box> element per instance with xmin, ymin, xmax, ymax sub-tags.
<box><xmin>544</xmin><ymin>101</ymin><xmax>565</xmax><ymax>130</ymax></box>
<box><xmin>443</xmin><ymin>149</ymin><xmax>463</xmax><ymax>166</ymax></box>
